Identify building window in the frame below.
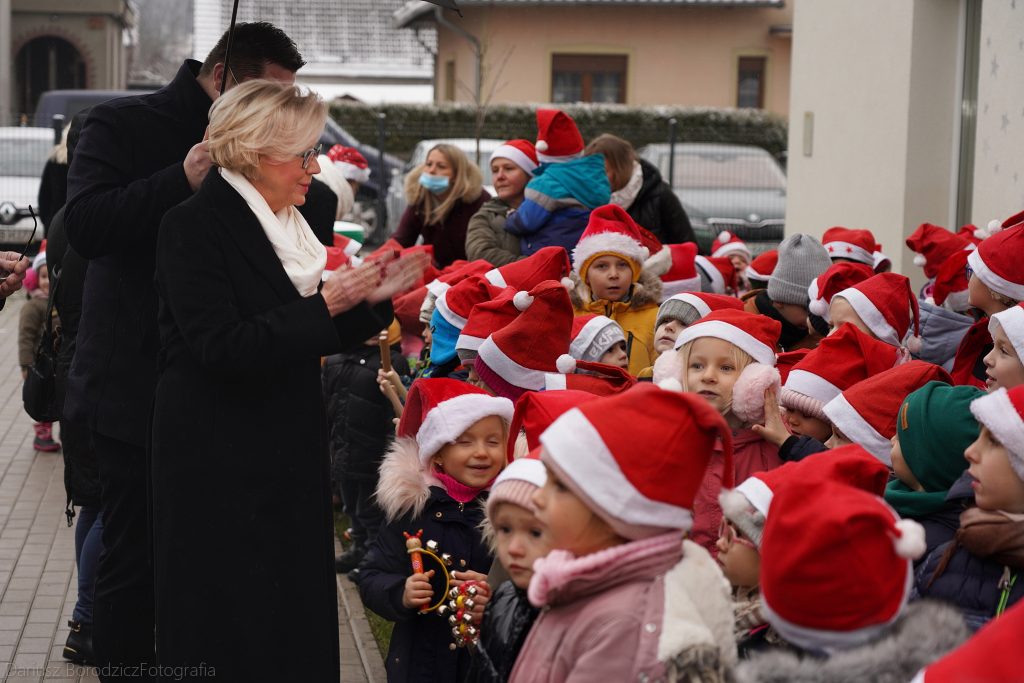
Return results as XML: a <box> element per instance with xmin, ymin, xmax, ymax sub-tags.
<box><xmin>444</xmin><ymin>60</ymin><xmax>456</xmax><ymax>102</ymax></box>
<box><xmin>551</xmin><ymin>54</ymin><xmax>627</xmax><ymax>104</ymax></box>
<box><xmin>737</xmin><ymin>56</ymin><xmax>766</xmax><ymax>109</ymax></box>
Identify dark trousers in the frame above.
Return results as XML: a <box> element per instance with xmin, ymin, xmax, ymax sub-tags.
<box><xmin>92</xmin><ymin>432</ymin><xmax>155</xmax><ymax>681</ymax></box>
<box><xmin>339</xmin><ymin>475</ymin><xmax>384</xmax><ymax>548</ymax></box>
<box><xmin>72</xmin><ymin>506</ymin><xmax>103</xmax><ymax>625</ymax></box>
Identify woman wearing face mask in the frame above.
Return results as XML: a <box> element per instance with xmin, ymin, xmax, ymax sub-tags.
<box><xmin>465</xmin><ymin>139</ymin><xmax>537</xmax><ymax>266</ymax></box>
<box><xmin>394</xmin><ymin>144</ymin><xmax>489</xmax><ymax>267</ymax></box>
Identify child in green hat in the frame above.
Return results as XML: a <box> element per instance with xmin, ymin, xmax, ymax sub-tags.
<box><xmin>884</xmin><ymin>380</ymin><xmax>983</xmax><ymax>560</ymax></box>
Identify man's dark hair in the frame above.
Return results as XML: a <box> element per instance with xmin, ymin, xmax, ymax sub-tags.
<box><xmin>200</xmin><ymin>22</ymin><xmax>305</xmax><ymax>81</ymax></box>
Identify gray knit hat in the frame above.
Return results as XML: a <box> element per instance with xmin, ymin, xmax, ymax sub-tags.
<box><xmin>656</xmin><ymin>298</ymin><xmax>704</xmax><ymax>329</ymax></box>
<box><xmin>768</xmin><ymin>234</ymin><xmax>832</xmax><ymax>305</ymax></box>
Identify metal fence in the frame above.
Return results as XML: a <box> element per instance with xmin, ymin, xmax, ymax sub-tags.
<box><xmin>357</xmin><ymin>115</ymin><xmax>788</xmax><ymax>254</ymax></box>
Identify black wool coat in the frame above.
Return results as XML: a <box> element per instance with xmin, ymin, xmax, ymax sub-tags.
<box><xmin>151</xmin><ymin>169</ymin><xmax>391</xmax><ymax>682</ymax></box>
<box><xmin>626</xmin><ymin>159</ymin><xmax>697</xmax><ymax>246</ymax></box>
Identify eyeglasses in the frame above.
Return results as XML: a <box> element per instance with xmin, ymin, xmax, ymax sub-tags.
<box><xmin>296</xmin><ymin>143</ymin><xmax>323</xmax><ymax>170</ymax></box>
<box><xmin>2</xmin><ymin>206</ymin><xmax>37</xmax><ymax>282</ymax></box>
<box><xmin>718</xmin><ymin>518</ymin><xmax>756</xmax><ymax>551</ymax></box>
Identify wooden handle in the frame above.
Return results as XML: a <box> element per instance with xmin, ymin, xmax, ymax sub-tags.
<box><xmin>379</xmin><ymin>330</ymin><xmax>392</xmax><ymax>373</ymax></box>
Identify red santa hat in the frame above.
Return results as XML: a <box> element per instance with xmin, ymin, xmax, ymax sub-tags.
<box><xmin>694</xmin><ymin>255</ymin><xmax>738</xmax><ymax>294</ymax></box>
<box><xmin>326</xmin><ymin>144</ymin><xmax>371</xmax><ymax>184</ymax></box>
<box><xmin>759</xmin><ymin>478</ymin><xmax>926</xmax><ymax>653</ymax></box>
<box><xmin>506</xmin><ymin>389</ymin><xmax>597</xmax><ymax>463</ymax></box>
<box><xmin>745</xmin><ymin>250</ymin><xmax>778</xmax><ymax>284</ymax></box>
<box><xmin>831</xmin><ymin>273</ymin><xmax>920</xmax><ymax>348</ymax></box>
<box><xmin>434</xmin><ymin>275</ymin><xmax>506</xmax><ymax>330</ymax></box>
<box><xmin>905</xmin><ymin>223</ymin><xmax>972</xmax><ymax>280</ymax></box>
<box><xmin>456</xmin><ymin>288</ymin><xmax>520</xmax><ymax>362</ymax></box>
<box><xmin>675</xmin><ymin>309</ymin><xmax>781</xmax><ymax>366</ymax></box>
<box><xmin>540</xmin><ymin>382</ymin><xmax>734</xmax><ymax>539</ymax></box>
<box><xmin>969</xmin><ymin>385</ymin><xmax>1024</xmax><ymax>480</ymax></box>
<box><xmin>397</xmin><ymin>378</ymin><xmax>514</xmax><ymax>467</ymax></box>
<box><xmin>822</xmin><ymin>226</ymin><xmax>877</xmax><ymax>265</ymax></box>
<box><xmin>333</xmin><ymin>233</ymin><xmax>363</xmax><ymax>256</ymax></box>
<box><xmin>572</xmin><ymin>204</ymin><xmax>651</xmax><ymax>281</ymax></box>
<box><xmin>931</xmin><ymin>248</ymin><xmax>972</xmax><ymax>312</ymax></box>
<box><xmin>486</xmin><ymin>452</ymin><xmax>548</xmax><ymax>518</ymax></box>
<box><xmin>781</xmin><ymin>324</ymin><xmax>899</xmax><ymax>420</ymax></box>
<box><xmin>425</xmin><ymin>259</ymin><xmax>492</xmax><ymax>298</ymax></box>
<box><xmin>910</xmin><ymin>599</ymin><xmax>1024</xmax><ymax>683</ymax></box>
<box><xmin>720</xmin><ymin>444</ymin><xmax>889</xmax><ymax>547</ymax></box>
<box><xmin>872</xmin><ymin>245</ymin><xmax>891</xmax><ymax>274</ymax></box>
<box><xmin>534</xmin><ymin>108</ymin><xmax>584</xmax><ymax>163</ymax></box>
<box><xmin>775</xmin><ymin>348</ymin><xmax>810</xmax><ymax>385</ymax></box>
<box><xmin>823</xmin><ymin>360</ymin><xmax>953</xmax><ymax>465</ymax></box>
<box><xmin>990</xmin><ymin>302</ymin><xmax>1024</xmax><ymax>362</ymax></box>
<box><xmin>957</xmin><ymin>223</ymin><xmax>983</xmax><ymax>245</ymax></box>
<box><xmin>710</xmin><ymin>231</ymin><xmax>751</xmax><ymax>261</ymax></box>
<box><xmin>649</xmin><ymin>242</ymin><xmax>701</xmax><ymax>299</ymax></box>
<box><xmin>568</xmin><ymin>314</ymin><xmax>626</xmax><ymax>362</ymax></box>
<box><xmin>484</xmin><ymin>246</ymin><xmax>572</xmax><ymax>291</ymax></box>
<box><xmin>475</xmin><ymin>280</ymin><xmax>575</xmax><ymax>401</ymax></box>
<box><xmin>967</xmin><ymin>221</ymin><xmax>1024</xmax><ymax>301</ymax></box>
<box><xmin>543</xmin><ymin>358</ymin><xmax>638</xmax><ymax>396</ymax></box>
<box><xmin>807</xmin><ymin>261</ymin><xmax>876</xmax><ymax>321</ymax></box>
<box><xmin>490</xmin><ymin>139</ymin><xmax>539</xmax><ymax>177</ymax></box>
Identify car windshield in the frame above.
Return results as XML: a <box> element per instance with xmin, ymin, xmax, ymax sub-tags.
<box><xmin>0</xmin><ymin>136</ymin><xmax>52</xmax><ymax>177</ymax></box>
<box><xmin>659</xmin><ymin>150</ymin><xmax>785</xmax><ymax>191</ymax></box>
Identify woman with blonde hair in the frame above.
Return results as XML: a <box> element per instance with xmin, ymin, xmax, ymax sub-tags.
<box><xmin>394</xmin><ymin>143</ymin><xmax>489</xmax><ymax>267</ymax></box>
<box><xmin>151</xmin><ymin>79</ymin><xmax>424</xmax><ymax>680</ymax></box>
<box><xmin>585</xmin><ymin>133</ymin><xmax>695</xmax><ymax>246</ymax></box>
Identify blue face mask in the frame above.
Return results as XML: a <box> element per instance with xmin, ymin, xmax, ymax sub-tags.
<box><xmin>419</xmin><ymin>173</ymin><xmax>450</xmax><ymax>194</ymax></box>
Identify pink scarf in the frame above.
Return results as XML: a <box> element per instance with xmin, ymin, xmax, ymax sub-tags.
<box><xmin>433</xmin><ymin>469</ymin><xmax>490</xmax><ymax>504</ymax></box>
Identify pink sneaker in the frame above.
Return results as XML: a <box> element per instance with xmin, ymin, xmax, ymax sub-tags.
<box><xmin>33</xmin><ymin>422</ymin><xmax>61</xmax><ymax>453</ymax></box>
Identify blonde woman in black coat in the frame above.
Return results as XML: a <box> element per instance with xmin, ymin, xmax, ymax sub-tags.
<box><xmin>152</xmin><ymin>80</ymin><xmax>424</xmax><ymax>681</ymax></box>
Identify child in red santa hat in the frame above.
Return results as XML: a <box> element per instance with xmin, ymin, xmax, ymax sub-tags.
<box><xmin>734</xmin><ymin>477</ymin><xmax>968</xmax><ymax>681</ymax></box>
<box><xmin>980</xmin><ymin>302</ymin><xmax>1024</xmax><ymax>392</ymax></box>
<box><xmin>354</xmin><ymin>378</ymin><xmax>513</xmax><ymax>683</ymax></box>
<box><xmin>913</xmin><ymin>384</ymin><xmax>1024</xmax><ymax>632</ymax></box>
<box><xmin>670</xmin><ymin>310</ymin><xmax>784</xmax><ymax>555</ymax></box>
<box><xmin>509</xmin><ymin>384</ymin><xmax>737</xmax><ymax>683</ymax></box>
<box><xmin>568</xmin><ymin>204</ymin><xmax>664</xmax><ymax>375</ymax></box>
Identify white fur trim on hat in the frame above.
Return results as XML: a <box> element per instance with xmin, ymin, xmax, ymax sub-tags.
<box><xmin>660</xmin><ymin>276</ymin><xmax>703</xmax><ymax>300</ymax></box>
<box><xmin>492</xmin><ymin>456</ymin><xmax>547</xmax><ymax>490</ymax></box>
<box><xmin>341</xmin><ymin>237</ymin><xmax>362</xmax><ymax>257</ymax></box>
<box><xmin>434</xmin><ymin>289</ymin><xmax>469</xmax><ymax>329</ymax></box>
<box><xmin>784</xmin><ymin>369</ymin><xmax>843</xmax><ymax>406</ymax></box>
<box><xmin>989</xmin><ymin>305</ymin><xmax>1024</xmax><ymax>362</ymax></box>
<box><xmin>417</xmin><ymin>393</ymin><xmax>514</xmax><ymax>465</ymax></box>
<box><xmin>569</xmin><ymin>316</ymin><xmax>623</xmax><ymax>361</ymax></box>
<box><xmin>734</xmin><ymin>475</ymin><xmax>774</xmax><ymax>517</ymax></box>
<box><xmin>455</xmin><ymin>332</ymin><xmax>486</xmax><ymax>353</ymax></box>
<box><xmin>694</xmin><ymin>255</ymin><xmax>725</xmax><ymax>294</ymax></box>
<box><xmin>477</xmin><ymin>336</ymin><xmax>549</xmax><ymax>391</ymax></box>
<box><xmin>544</xmin><ymin>373</ymin><xmax>568</xmax><ymax>390</ymax></box>
<box><xmin>825</xmin><ymin>241</ymin><xmax>874</xmax><ymax>265</ymax></box>
<box><xmin>807</xmin><ymin>278</ymin><xmax>830</xmax><ymax>320</ymax></box>
<box><xmin>968</xmin><ymin>248</ymin><xmax>1024</xmax><ymax>301</ymax></box>
<box><xmin>334</xmin><ymin>161</ymin><xmax>371</xmax><ymax>184</ymax></box>
<box><xmin>490</xmin><ymin>145</ymin><xmax>538</xmax><ymax>176</ymax></box>
<box><xmin>712</xmin><ymin>241</ymin><xmax>751</xmax><ymax>260</ymax></box>
<box><xmin>572</xmin><ymin>231</ymin><xmax>649</xmax><ymax>275</ymax></box>
<box><xmin>665</xmin><ymin>293</ymin><xmax>712</xmax><ymax>319</ymax></box>
<box><xmin>426</xmin><ymin>279</ymin><xmax>451</xmax><ymax>298</ymax></box>
<box><xmin>969</xmin><ymin>389</ymin><xmax>1024</xmax><ymax>479</ymax></box>
<box><xmin>761</xmin><ymin>559</ymin><xmax>914</xmax><ymax>654</ymax></box>
<box><xmin>537</xmin><ymin>150</ymin><xmax>582</xmax><ymax>164</ymax></box>
<box><xmin>834</xmin><ymin>287</ymin><xmax>900</xmax><ymax>346</ymax></box>
<box><xmin>643</xmin><ymin>245</ymin><xmax>673</xmax><ymax>278</ymax></box>
<box><xmin>540</xmin><ymin>408</ymin><xmax>694</xmax><ymax>531</ymax></box>
<box><xmin>484</xmin><ymin>268</ymin><xmax>508</xmax><ymax>288</ymax></box>
<box><xmin>894</xmin><ymin>519</ymin><xmax>927</xmax><ymax>559</ymax></box>
<box><xmin>823</xmin><ymin>394</ymin><xmax>892</xmax><ymax>465</ymax></box>
<box><xmin>674</xmin><ymin>320</ymin><xmax>776</xmax><ymax>366</ymax></box>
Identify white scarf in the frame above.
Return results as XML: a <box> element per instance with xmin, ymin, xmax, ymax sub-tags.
<box><xmin>610</xmin><ymin>161</ymin><xmax>644</xmax><ymax>210</ymax></box>
<box><xmin>220</xmin><ymin>168</ymin><xmax>327</xmax><ymax>298</ymax></box>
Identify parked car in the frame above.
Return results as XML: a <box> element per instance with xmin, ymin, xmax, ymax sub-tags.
<box><xmin>638</xmin><ymin>142</ymin><xmax>786</xmax><ymax>255</ymax></box>
<box><xmin>385</xmin><ymin>138</ymin><xmax>504</xmax><ymax>234</ymax></box>
<box><xmin>34</xmin><ymin>89</ymin><xmax>153</xmax><ymax>129</ymax></box>
<box><xmin>0</xmin><ymin>127</ymin><xmax>55</xmax><ymax>245</ymax></box>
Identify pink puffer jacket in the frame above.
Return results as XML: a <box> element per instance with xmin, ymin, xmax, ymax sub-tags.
<box><xmin>508</xmin><ymin>532</ymin><xmax>736</xmax><ymax>683</ymax></box>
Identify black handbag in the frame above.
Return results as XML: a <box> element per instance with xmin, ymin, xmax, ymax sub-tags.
<box><xmin>22</xmin><ymin>271</ymin><xmax>62</xmax><ymax>423</ymax></box>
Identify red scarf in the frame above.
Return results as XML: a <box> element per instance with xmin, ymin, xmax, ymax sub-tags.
<box><xmin>433</xmin><ymin>469</ymin><xmax>491</xmax><ymax>504</ymax></box>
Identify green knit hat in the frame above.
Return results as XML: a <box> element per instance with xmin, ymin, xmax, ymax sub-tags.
<box><xmin>895</xmin><ymin>381</ymin><xmax>983</xmax><ymax>491</ymax></box>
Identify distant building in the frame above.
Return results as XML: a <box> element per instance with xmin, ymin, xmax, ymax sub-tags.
<box><xmin>2</xmin><ymin>0</ymin><xmax>136</xmax><ymax>119</ymax></box>
<box><xmin>394</xmin><ymin>0</ymin><xmax>793</xmax><ymax>116</ymax></box>
<box><xmin>193</xmin><ymin>0</ymin><xmax>436</xmax><ymax>103</ymax></box>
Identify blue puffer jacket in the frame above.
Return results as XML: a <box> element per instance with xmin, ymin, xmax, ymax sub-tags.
<box><xmin>912</xmin><ymin>504</ymin><xmax>1024</xmax><ymax>632</ymax></box>
<box><xmin>505</xmin><ymin>155</ymin><xmax>611</xmax><ymax>256</ymax></box>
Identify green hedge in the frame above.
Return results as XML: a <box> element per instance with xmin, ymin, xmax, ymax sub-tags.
<box><xmin>329</xmin><ymin>101</ymin><xmax>788</xmax><ymax>162</ymax></box>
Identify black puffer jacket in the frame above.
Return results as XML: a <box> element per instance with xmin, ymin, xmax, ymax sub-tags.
<box><xmin>626</xmin><ymin>159</ymin><xmax>696</xmax><ymax>246</ymax></box>
<box><xmin>467</xmin><ymin>580</ymin><xmax>539</xmax><ymax>683</ymax></box>
<box><xmin>322</xmin><ymin>342</ymin><xmax>408</xmax><ymax>481</ymax></box>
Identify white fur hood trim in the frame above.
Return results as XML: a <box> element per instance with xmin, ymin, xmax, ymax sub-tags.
<box><xmin>657</xmin><ymin>539</ymin><xmax>738</xmax><ymax>667</ymax></box>
<box><xmin>375</xmin><ymin>436</ymin><xmax>442</xmax><ymax>522</ymax></box>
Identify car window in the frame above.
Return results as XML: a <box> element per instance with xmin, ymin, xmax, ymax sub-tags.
<box><xmin>660</xmin><ymin>150</ymin><xmax>785</xmax><ymax>191</ymax></box>
<box><xmin>0</xmin><ymin>135</ymin><xmax>52</xmax><ymax>177</ymax></box>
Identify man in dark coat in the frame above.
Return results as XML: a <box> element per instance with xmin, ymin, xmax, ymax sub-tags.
<box><xmin>63</xmin><ymin>23</ymin><xmax>305</xmax><ymax>677</ymax></box>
